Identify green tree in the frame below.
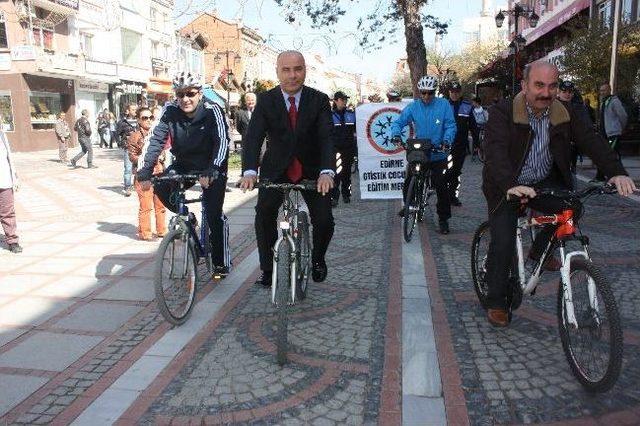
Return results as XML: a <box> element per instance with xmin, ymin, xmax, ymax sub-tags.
<box><xmin>253</xmin><ymin>79</ymin><xmax>278</xmax><ymax>94</ymax></box>
<box><xmin>561</xmin><ymin>17</ymin><xmax>640</xmax><ymax>97</ymax></box>
<box><xmin>273</xmin><ymin>0</ymin><xmax>448</xmax><ymax>96</ymax></box>
<box><xmin>389</xmin><ymin>72</ymin><xmax>413</xmax><ymax>97</ymax></box>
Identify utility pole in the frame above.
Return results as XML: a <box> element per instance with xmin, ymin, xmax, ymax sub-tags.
<box><xmin>609</xmin><ymin>0</ymin><xmax>621</xmax><ymax>92</ymax></box>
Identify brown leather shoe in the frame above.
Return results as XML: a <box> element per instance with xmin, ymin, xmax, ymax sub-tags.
<box><xmin>487</xmin><ymin>309</ymin><xmax>510</xmax><ymax>327</ymax></box>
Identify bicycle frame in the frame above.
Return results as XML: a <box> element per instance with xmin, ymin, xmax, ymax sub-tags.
<box><xmin>514</xmin><ymin>210</ymin><xmax>596</xmax><ymax>329</ymax></box>
<box><xmin>271</xmin><ymin>189</ymin><xmax>301</xmax><ymax>305</ymax></box>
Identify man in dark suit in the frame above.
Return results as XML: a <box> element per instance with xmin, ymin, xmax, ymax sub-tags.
<box><xmin>239</xmin><ymin>50</ymin><xmax>335</xmax><ymax>288</ymax></box>
<box><xmin>235</xmin><ymin>92</ymin><xmax>256</xmax><ymax>145</ymax></box>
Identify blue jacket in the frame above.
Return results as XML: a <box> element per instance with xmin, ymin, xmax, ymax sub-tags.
<box><xmin>390</xmin><ymin>97</ymin><xmax>457</xmax><ymax>161</ymax></box>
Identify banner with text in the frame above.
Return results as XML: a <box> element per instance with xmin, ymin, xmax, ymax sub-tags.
<box><xmin>356</xmin><ymin>102</ymin><xmax>413</xmax><ymax>199</ymax></box>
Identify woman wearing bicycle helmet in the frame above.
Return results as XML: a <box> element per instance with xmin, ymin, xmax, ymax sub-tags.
<box><xmin>137</xmin><ymin>71</ymin><xmax>232</xmax><ymax>277</ymax></box>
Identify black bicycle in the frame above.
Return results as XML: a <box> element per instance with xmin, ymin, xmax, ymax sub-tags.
<box><xmin>401</xmin><ymin>138</ymin><xmax>448</xmax><ymax>242</ymax></box>
<box><xmin>151</xmin><ymin>171</ymin><xmax>223</xmax><ymax>325</ymax></box>
<box><xmin>255</xmin><ymin>179</ymin><xmax>315</xmax><ymax>365</ymax></box>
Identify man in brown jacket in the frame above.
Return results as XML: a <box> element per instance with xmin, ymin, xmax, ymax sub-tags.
<box><xmin>482</xmin><ymin>62</ymin><xmax>637</xmax><ymax>328</ymax></box>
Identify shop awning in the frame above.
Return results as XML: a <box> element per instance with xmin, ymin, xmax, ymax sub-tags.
<box><xmin>522</xmin><ymin>0</ymin><xmax>590</xmax><ymax>47</ymax></box>
<box><xmin>147</xmin><ymin>78</ymin><xmax>173</xmax><ymax>94</ymax></box>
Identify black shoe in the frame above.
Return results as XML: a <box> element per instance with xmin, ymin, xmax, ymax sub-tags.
<box><xmin>87</xmin><ymin>164</ymin><xmax>98</xmax><ymax>169</ymax></box>
<box><xmin>450</xmin><ymin>197</ymin><xmax>462</xmax><ymax>206</ymax></box>
<box><xmin>331</xmin><ymin>198</ymin><xmax>339</xmax><ymax>208</ymax></box>
<box><xmin>439</xmin><ymin>220</ymin><xmax>450</xmax><ymax>234</ymax></box>
<box><xmin>212</xmin><ymin>265</ymin><xmax>230</xmax><ymax>279</ymax></box>
<box><xmin>398</xmin><ymin>208</ymin><xmax>405</xmax><ymax>217</ymax></box>
<box><xmin>70</xmin><ymin>159</ymin><xmax>77</xmax><ymax>167</ymax></box>
<box><xmin>312</xmin><ymin>260</ymin><xmax>327</xmax><ymax>282</ymax></box>
<box><xmin>255</xmin><ymin>271</ymin><xmax>272</xmax><ymax>287</ymax></box>
<box><xmin>343</xmin><ymin>195</ymin><xmax>351</xmax><ymax>204</ymax></box>
<box><xmin>8</xmin><ymin>243</ymin><xmax>22</xmax><ymax>253</ymax></box>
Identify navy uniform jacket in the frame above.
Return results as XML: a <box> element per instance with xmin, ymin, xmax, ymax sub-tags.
<box><xmin>332</xmin><ymin>108</ymin><xmax>356</xmax><ymax>149</ymax></box>
<box><xmin>450</xmin><ymin>99</ymin><xmax>476</xmax><ymax>148</ymax></box>
<box><xmin>137</xmin><ymin>97</ymin><xmax>229</xmax><ymax>181</ymax></box>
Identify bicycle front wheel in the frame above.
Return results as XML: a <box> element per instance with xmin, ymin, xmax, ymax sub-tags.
<box><xmin>275</xmin><ymin>240</ymin><xmax>292</xmax><ymax>366</ymax></box>
<box><xmin>471</xmin><ymin>221</ymin><xmax>490</xmax><ymax>309</ymax></box>
<box><xmin>294</xmin><ymin>212</ymin><xmax>311</xmax><ymax>300</ymax></box>
<box><xmin>154</xmin><ymin>228</ymin><xmax>198</xmax><ymax>325</ymax></box>
<box><xmin>403</xmin><ymin>175</ymin><xmax>419</xmax><ymax>242</ymax></box>
<box><xmin>557</xmin><ymin>259</ymin><xmax>623</xmax><ymax>392</ymax></box>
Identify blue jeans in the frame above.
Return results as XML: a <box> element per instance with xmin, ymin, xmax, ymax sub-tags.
<box><xmin>123</xmin><ymin>149</ymin><xmax>132</xmax><ymax>188</ymax></box>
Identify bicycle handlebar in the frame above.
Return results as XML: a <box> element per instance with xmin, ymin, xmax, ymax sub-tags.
<box><xmin>255</xmin><ymin>179</ymin><xmax>317</xmax><ymax>191</ymax></box>
<box><xmin>151</xmin><ymin>170</ymin><xmax>226</xmax><ymax>184</ymax></box>
<box><xmin>395</xmin><ymin>137</ymin><xmax>450</xmax><ymax>154</ymax></box>
<box><xmin>507</xmin><ymin>184</ymin><xmax>617</xmax><ymax>202</ymax></box>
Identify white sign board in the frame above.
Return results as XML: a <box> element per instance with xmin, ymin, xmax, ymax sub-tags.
<box><xmin>356</xmin><ymin>102</ymin><xmax>414</xmax><ymax>199</ymax></box>
<box><xmin>76</xmin><ymin>79</ymin><xmax>109</xmax><ymax>93</ymax></box>
<box><xmin>0</xmin><ymin>53</ymin><xmax>11</xmax><ymax>71</ymax></box>
<box><xmin>10</xmin><ymin>45</ymin><xmax>37</xmax><ymax>61</ymax></box>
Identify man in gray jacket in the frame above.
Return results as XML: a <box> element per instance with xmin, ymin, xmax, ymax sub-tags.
<box><xmin>594</xmin><ymin>83</ymin><xmax>628</xmax><ymax>181</ymax></box>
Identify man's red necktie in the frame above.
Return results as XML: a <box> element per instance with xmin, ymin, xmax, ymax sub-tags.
<box><xmin>286</xmin><ymin>95</ymin><xmax>303</xmax><ymax>183</ymax></box>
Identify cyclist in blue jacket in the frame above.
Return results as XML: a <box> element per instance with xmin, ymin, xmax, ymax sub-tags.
<box><xmin>138</xmin><ymin>71</ymin><xmax>231</xmax><ymax>277</ymax></box>
<box><xmin>390</xmin><ymin>75</ymin><xmax>457</xmax><ymax>234</ymax></box>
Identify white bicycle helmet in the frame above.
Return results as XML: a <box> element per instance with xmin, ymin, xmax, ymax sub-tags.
<box><xmin>172</xmin><ymin>71</ymin><xmax>202</xmax><ymax>91</ymax></box>
<box><xmin>417</xmin><ymin>75</ymin><xmax>438</xmax><ymax>91</ymax></box>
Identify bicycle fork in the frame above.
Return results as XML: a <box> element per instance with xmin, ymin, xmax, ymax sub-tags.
<box><xmin>559</xmin><ymin>244</ymin><xmax>600</xmax><ymax>329</ymax></box>
<box><xmin>271</xmin><ymin>222</ymin><xmax>298</xmax><ymax>306</ymax></box>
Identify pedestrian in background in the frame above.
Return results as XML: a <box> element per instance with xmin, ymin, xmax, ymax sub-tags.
<box><xmin>108</xmin><ymin>112</ymin><xmax>117</xmax><ymax>148</ymax></box>
<box><xmin>70</xmin><ymin>109</ymin><xmax>96</xmax><ymax>168</ymax></box>
<box><xmin>594</xmin><ymin>82</ymin><xmax>628</xmax><ymax>182</ymax></box>
<box><xmin>0</xmin><ymin>126</ymin><xmax>22</xmax><ymax>253</ymax></box>
<box><xmin>471</xmin><ymin>97</ymin><xmax>488</xmax><ymax>159</ymax></box>
<box><xmin>446</xmin><ymin>82</ymin><xmax>476</xmax><ymax>207</ymax></box>
<box><xmin>330</xmin><ymin>90</ymin><xmax>356</xmax><ymax>207</ymax></box>
<box><xmin>127</xmin><ymin>106</ymin><xmax>166</xmax><ymax>241</ymax></box>
<box><xmin>235</xmin><ymin>92</ymin><xmax>256</xmax><ymax>152</ymax></box>
<box><xmin>54</xmin><ymin>112</ymin><xmax>71</xmax><ymax>164</ymax></box>
<box><xmin>117</xmin><ymin>103</ymin><xmax>138</xmax><ymax>196</ymax></box>
<box><xmin>97</xmin><ymin>108</ymin><xmax>110</xmax><ymax>148</ymax></box>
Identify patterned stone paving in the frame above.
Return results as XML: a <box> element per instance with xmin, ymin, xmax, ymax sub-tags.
<box><xmin>134</xmin><ymin>196</ymin><xmax>400</xmax><ymax>425</ymax></box>
<box><xmin>426</xmin><ymin>160</ymin><xmax>640</xmax><ymax>425</ymax></box>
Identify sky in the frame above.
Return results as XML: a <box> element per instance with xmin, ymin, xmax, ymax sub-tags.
<box><xmin>174</xmin><ymin>0</ymin><xmax>495</xmax><ymax>84</ymax></box>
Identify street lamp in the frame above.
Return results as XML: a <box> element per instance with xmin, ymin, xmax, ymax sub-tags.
<box><xmin>214</xmin><ymin>50</ymin><xmax>242</xmax><ymax>115</ymax></box>
<box><xmin>495</xmin><ymin>1</ymin><xmax>543</xmax><ymax>96</ymax></box>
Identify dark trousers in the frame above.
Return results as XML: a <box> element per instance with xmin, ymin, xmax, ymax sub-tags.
<box><xmin>485</xmin><ymin>179</ymin><xmax>581</xmax><ymax>309</ymax></box>
<box><xmin>595</xmin><ymin>135</ymin><xmax>620</xmax><ymax>181</ymax></box>
<box><xmin>403</xmin><ymin>159</ymin><xmax>450</xmax><ymax>221</ymax></box>
<box><xmin>446</xmin><ymin>142</ymin><xmax>466</xmax><ymax>200</ymax></box>
<box><xmin>332</xmin><ymin>144</ymin><xmax>355</xmax><ymax>200</ymax></box>
<box><xmin>154</xmin><ymin>166</ymin><xmax>230</xmax><ymax>268</ymax></box>
<box><xmin>72</xmin><ymin>138</ymin><xmax>93</xmax><ymax>166</ymax></box>
<box><xmin>255</xmin><ymin>181</ymin><xmax>334</xmax><ymax>271</ymax></box>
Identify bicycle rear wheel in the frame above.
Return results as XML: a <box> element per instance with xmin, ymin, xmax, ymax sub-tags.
<box><xmin>557</xmin><ymin>259</ymin><xmax>623</xmax><ymax>392</ymax></box>
<box><xmin>294</xmin><ymin>212</ymin><xmax>311</xmax><ymax>300</ymax></box>
<box><xmin>154</xmin><ymin>228</ymin><xmax>198</xmax><ymax>325</ymax></box>
<box><xmin>275</xmin><ymin>241</ymin><xmax>292</xmax><ymax>366</ymax></box>
<box><xmin>471</xmin><ymin>221</ymin><xmax>490</xmax><ymax>309</ymax></box>
<box><xmin>403</xmin><ymin>175</ymin><xmax>419</xmax><ymax>242</ymax></box>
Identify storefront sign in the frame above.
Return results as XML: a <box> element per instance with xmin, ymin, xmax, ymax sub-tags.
<box><xmin>356</xmin><ymin>103</ymin><xmax>414</xmax><ymax>199</ymax></box>
<box><xmin>0</xmin><ymin>53</ymin><xmax>11</xmax><ymax>71</ymax></box>
<box><xmin>523</xmin><ymin>0</ymin><xmax>590</xmax><ymax>46</ymax></box>
<box><xmin>76</xmin><ymin>79</ymin><xmax>109</xmax><ymax>93</ymax></box>
<box><xmin>10</xmin><ymin>45</ymin><xmax>37</xmax><ymax>61</ymax></box>
<box><xmin>116</xmin><ymin>82</ymin><xmax>144</xmax><ymax>94</ymax></box>
<box><xmin>532</xmin><ymin>47</ymin><xmax>566</xmax><ymax>72</ymax></box>
<box><xmin>151</xmin><ymin>58</ymin><xmax>166</xmax><ymax>69</ymax></box>
<box><xmin>37</xmin><ymin>52</ymin><xmax>79</xmax><ymax>72</ymax></box>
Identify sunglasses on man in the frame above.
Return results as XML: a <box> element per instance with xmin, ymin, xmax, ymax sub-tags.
<box><xmin>420</xmin><ymin>90</ymin><xmax>436</xmax><ymax>96</ymax></box>
<box><xmin>176</xmin><ymin>90</ymin><xmax>200</xmax><ymax>99</ymax></box>
<box><xmin>139</xmin><ymin>115</ymin><xmax>155</xmax><ymax>121</ymax></box>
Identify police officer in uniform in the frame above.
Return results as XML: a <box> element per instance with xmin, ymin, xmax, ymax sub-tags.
<box><xmin>446</xmin><ymin>82</ymin><xmax>475</xmax><ymax>206</ymax></box>
<box><xmin>331</xmin><ymin>91</ymin><xmax>357</xmax><ymax>207</ymax></box>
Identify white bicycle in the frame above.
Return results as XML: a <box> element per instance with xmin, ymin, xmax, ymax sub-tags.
<box><xmin>471</xmin><ymin>185</ymin><xmax>623</xmax><ymax>392</ymax></box>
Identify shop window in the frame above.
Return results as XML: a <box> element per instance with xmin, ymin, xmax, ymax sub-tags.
<box><xmin>622</xmin><ymin>0</ymin><xmax>633</xmax><ymax>22</ymax></box>
<box><xmin>599</xmin><ymin>0</ymin><xmax>613</xmax><ymax>28</ymax></box>
<box><xmin>122</xmin><ymin>29</ymin><xmax>142</xmax><ymax>66</ymax></box>
<box><xmin>29</xmin><ymin>91</ymin><xmax>62</xmax><ymax>130</ymax></box>
<box><xmin>0</xmin><ymin>11</ymin><xmax>8</xmax><ymax>49</ymax></box>
<box><xmin>0</xmin><ymin>91</ymin><xmax>14</xmax><ymax>131</ymax></box>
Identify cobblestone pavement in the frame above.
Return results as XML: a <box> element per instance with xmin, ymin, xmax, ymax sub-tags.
<box><xmin>423</xmin><ymin>159</ymin><xmax>640</xmax><ymax>425</ymax></box>
<box><xmin>119</xmin><ymin>192</ymin><xmax>403</xmax><ymax>425</ymax></box>
<box><xmin>0</xmin><ymin>148</ymin><xmax>257</xmax><ymax>424</ymax></box>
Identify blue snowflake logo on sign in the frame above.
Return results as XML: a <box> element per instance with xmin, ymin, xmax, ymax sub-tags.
<box><xmin>365</xmin><ymin>107</ymin><xmax>413</xmax><ymax>155</ymax></box>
